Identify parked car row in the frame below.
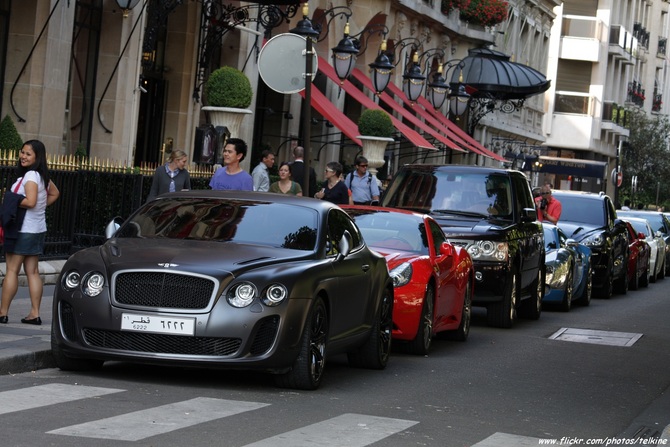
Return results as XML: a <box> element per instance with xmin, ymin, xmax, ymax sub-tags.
<box><xmin>48</xmin><ymin>168</ymin><xmax>669</xmax><ymax>391</ymax></box>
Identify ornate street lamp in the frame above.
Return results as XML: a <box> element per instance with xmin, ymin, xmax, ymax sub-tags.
<box><xmin>368</xmin><ymin>40</ymin><xmax>394</xmax><ymax>95</ymax></box>
<box><xmin>448</xmin><ymin>68</ymin><xmax>470</xmax><ymax>118</ymax></box>
<box><xmin>116</xmin><ymin>0</ymin><xmax>141</xmax><ymax>18</ymax></box>
<box><xmin>402</xmin><ymin>52</ymin><xmax>426</xmax><ymax>103</ymax></box>
<box><xmin>331</xmin><ymin>22</ymin><xmax>359</xmax><ymax>82</ymax></box>
<box><xmin>426</xmin><ymin>63</ymin><xmax>449</xmax><ymax>109</ymax></box>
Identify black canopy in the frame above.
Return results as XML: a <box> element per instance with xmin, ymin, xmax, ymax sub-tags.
<box><xmin>451</xmin><ymin>48</ymin><xmax>551</xmax><ymax>100</ymax></box>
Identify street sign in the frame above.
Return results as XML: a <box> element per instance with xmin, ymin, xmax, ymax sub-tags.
<box><xmin>257</xmin><ymin>33</ymin><xmax>318</xmax><ymax>94</ymax></box>
<box><xmin>617</xmin><ymin>171</ymin><xmax>623</xmax><ymax>187</ymax></box>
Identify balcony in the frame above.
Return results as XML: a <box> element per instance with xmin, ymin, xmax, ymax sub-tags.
<box><xmin>652</xmin><ymin>94</ymin><xmax>663</xmax><ymax>113</ymax></box>
<box><xmin>609</xmin><ymin>25</ymin><xmax>635</xmax><ymax>64</ymax></box>
<box><xmin>561</xmin><ymin>15</ymin><xmax>601</xmax><ymax>62</ymax></box>
<box><xmin>602</xmin><ymin>101</ymin><xmax>628</xmax><ymax>127</ymax></box>
<box><xmin>627</xmin><ymin>81</ymin><xmax>646</xmax><ymax>107</ymax></box>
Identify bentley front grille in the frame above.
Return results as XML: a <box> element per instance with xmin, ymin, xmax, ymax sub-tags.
<box><xmin>114</xmin><ymin>272</ymin><xmax>215</xmax><ymax>309</ymax></box>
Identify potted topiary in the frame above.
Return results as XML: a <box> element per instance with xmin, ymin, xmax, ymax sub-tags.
<box><xmin>356</xmin><ymin>108</ymin><xmax>395</xmax><ymax>175</ymax></box>
<box><xmin>201</xmin><ymin>66</ymin><xmax>254</xmax><ymax>138</ymax></box>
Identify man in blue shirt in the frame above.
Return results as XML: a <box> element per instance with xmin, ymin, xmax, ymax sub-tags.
<box><xmin>209</xmin><ymin>138</ymin><xmax>253</xmax><ymax>191</ymax></box>
<box><xmin>346</xmin><ymin>156</ymin><xmax>380</xmax><ymax>205</ymax></box>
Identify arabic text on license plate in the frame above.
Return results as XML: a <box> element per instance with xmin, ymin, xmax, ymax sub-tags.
<box><xmin>121</xmin><ymin>313</ymin><xmax>195</xmax><ymax>336</ymax></box>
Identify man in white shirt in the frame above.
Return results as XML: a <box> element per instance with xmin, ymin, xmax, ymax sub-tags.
<box><xmin>251</xmin><ymin>150</ymin><xmax>275</xmax><ymax>192</ymax></box>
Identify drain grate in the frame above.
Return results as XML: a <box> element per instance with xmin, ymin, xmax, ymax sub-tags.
<box><xmin>548</xmin><ymin>328</ymin><xmax>643</xmax><ymax>347</ymax></box>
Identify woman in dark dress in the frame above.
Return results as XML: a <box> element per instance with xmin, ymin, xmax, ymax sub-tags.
<box><xmin>314</xmin><ymin>161</ymin><xmax>350</xmax><ymax>205</ymax></box>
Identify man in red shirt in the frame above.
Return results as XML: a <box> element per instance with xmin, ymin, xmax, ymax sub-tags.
<box><xmin>536</xmin><ymin>183</ymin><xmax>562</xmax><ymax>224</ymax></box>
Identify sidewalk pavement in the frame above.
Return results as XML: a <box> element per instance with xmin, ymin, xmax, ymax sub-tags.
<box><xmin>0</xmin><ymin>260</ymin><xmax>65</xmax><ymax>374</ymax></box>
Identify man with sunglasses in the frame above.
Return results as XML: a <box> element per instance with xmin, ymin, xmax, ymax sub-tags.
<box><xmin>346</xmin><ymin>156</ymin><xmax>380</xmax><ymax>205</ymax></box>
<box><xmin>536</xmin><ymin>183</ymin><xmax>562</xmax><ymax>224</ymax></box>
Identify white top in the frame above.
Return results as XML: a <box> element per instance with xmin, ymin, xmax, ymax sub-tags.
<box><xmin>11</xmin><ymin>170</ymin><xmax>48</xmax><ymax>233</ymax></box>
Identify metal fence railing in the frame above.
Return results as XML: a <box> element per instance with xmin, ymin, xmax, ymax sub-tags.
<box><xmin>1</xmin><ymin>154</ymin><xmax>214</xmax><ymax>262</ymax></box>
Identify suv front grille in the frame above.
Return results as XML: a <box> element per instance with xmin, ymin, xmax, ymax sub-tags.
<box><xmin>114</xmin><ymin>272</ymin><xmax>215</xmax><ymax>309</ymax></box>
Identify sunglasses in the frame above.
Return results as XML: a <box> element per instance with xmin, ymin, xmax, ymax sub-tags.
<box><xmin>358</xmin><ymin>164</ymin><xmax>368</xmax><ymax>168</ymax></box>
<box><xmin>541</xmin><ymin>192</ymin><xmax>551</xmax><ymax>195</ymax></box>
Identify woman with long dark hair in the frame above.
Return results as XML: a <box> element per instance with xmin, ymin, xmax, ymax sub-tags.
<box><xmin>0</xmin><ymin>140</ymin><xmax>60</xmax><ymax>325</ymax></box>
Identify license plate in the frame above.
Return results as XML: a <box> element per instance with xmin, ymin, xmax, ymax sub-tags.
<box><xmin>121</xmin><ymin>313</ymin><xmax>195</xmax><ymax>336</ymax></box>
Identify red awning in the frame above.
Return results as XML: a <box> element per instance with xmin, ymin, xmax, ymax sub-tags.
<box><xmin>299</xmin><ymin>87</ymin><xmax>362</xmax><ymax>147</ymax></box>
<box><xmin>349</xmin><ymin>68</ymin><xmax>466</xmax><ymax>153</ymax></box>
<box><xmin>413</xmin><ymin>95</ymin><xmax>506</xmax><ymax>162</ymax></box>
<box><xmin>317</xmin><ymin>56</ymin><xmax>436</xmax><ymax>150</ymax></box>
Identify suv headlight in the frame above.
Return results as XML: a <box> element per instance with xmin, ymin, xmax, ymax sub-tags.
<box><xmin>582</xmin><ymin>233</ymin><xmax>605</xmax><ymax>247</ymax></box>
<box><xmin>467</xmin><ymin>241</ymin><xmax>509</xmax><ymax>262</ymax></box>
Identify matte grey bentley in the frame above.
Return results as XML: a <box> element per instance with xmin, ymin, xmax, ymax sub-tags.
<box><xmin>51</xmin><ymin>191</ymin><xmax>393</xmax><ymax>390</ymax></box>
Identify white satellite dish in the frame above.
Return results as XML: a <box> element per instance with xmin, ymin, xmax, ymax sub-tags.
<box><xmin>258</xmin><ymin>33</ymin><xmax>318</xmax><ymax>94</ymax></box>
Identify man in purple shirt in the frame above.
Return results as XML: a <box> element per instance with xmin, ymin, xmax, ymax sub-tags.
<box><xmin>209</xmin><ymin>138</ymin><xmax>253</xmax><ymax>191</ymax></box>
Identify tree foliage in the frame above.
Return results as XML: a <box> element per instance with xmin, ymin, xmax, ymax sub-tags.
<box><xmin>0</xmin><ymin>114</ymin><xmax>23</xmax><ymax>154</ymax></box>
<box><xmin>620</xmin><ymin>110</ymin><xmax>670</xmax><ymax>209</ymax></box>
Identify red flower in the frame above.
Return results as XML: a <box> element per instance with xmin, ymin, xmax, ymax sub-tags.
<box><xmin>459</xmin><ymin>0</ymin><xmax>508</xmax><ymax>27</ymax></box>
<box><xmin>441</xmin><ymin>0</ymin><xmax>472</xmax><ymax>14</ymax></box>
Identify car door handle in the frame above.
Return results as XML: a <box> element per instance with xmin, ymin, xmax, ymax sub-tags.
<box><xmin>361</xmin><ymin>264</ymin><xmax>370</xmax><ymax>272</ymax></box>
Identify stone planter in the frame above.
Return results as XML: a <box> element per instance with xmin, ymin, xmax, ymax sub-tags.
<box><xmin>201</xmin><ymin>106</ymin><xmax>252</xmax><ymax>138</ymax></box>
<box><xmin>357</xmin><ymin>135</ymin><xmax>394</xmax><ymax>176</ymax></box>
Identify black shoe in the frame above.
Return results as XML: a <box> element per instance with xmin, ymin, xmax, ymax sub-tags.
<box><xmin>0</xmin><ymin>315</ymin><xmax>7</xmax><ymax>324</ymax></box>
<box><xmin>21</xmin><ymin>316</ymin><xmax>41</xmax><ymax>326</ymax></box>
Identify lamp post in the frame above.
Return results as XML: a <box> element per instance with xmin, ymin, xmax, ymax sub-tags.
<box><xmin>290</xmin><ymin>3</ymin><xmax>320</xmax><ymax>196</ymax></box>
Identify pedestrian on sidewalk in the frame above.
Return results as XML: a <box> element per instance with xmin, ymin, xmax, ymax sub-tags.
<box><xmin>0</xmin><ymin>140</ymin><xmax>60</xmax><ymax>325</ymax></box>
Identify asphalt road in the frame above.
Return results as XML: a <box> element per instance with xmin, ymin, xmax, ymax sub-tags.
<box><xmin>0</xmin><ymin>282</ymin><xmax>669</xmax><ymax>447</ymax></box>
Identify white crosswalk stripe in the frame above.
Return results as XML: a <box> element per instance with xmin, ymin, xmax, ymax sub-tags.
<box><xmin>0</xmin><ymin>384</ymin><xmax>419</xmax><ymax>444</ymax></box>
<box><xmin>241</xmin><ymin>413</ymin><xmax>419</xmax><ymax>447</ymax></box>
<box><xmin>0</xmin><ymin>383</ymin><xmax>124</xmax><ymax>415</ymax></box>
<box><xmin>47</xmin><ymin>397</ymin><xmax>270</xmax><ymax>441</ymax></box>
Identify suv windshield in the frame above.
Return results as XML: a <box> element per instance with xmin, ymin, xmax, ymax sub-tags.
<box><xmin>554</xmin><ymin>195</ymin><xmax>605</xmax><ymax>226</ymax></box>
<box><xmin>383</xmin><ymin>169</ymin><xmax>513</xmax><ymax>219</ymax></box>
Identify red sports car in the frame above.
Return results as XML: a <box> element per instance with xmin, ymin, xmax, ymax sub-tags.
<box><xmin>344</xmin><ymin>206</ymin><xmax>474</xmax><ymax>355</ymax></box>
<box><xmin>624</xmin><ymin>220</ymin><xmax>651</xmax><ymax>290</ymax></box>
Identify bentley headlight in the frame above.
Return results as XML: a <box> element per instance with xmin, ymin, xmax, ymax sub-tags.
<box><xmin>227</xmin><ymin>282</ymin><xmax>257</xmax><ymax>308</ymax></box>
<box><xmin>583</xmin><ymin>233</ymin><xmax>605</xmax><ymax>247</ymax></box>
<box><xmin>262</xmin><ymin>284</ymin><xmax>288</xmax><ymax>306</ymax></box>
<box><xmin>390</xmin><ymin>262</ymin><xmax>412</xmax><ymax>287</ymax></box>
<box><xmin>467</xmin><ymin>241</ymin><xmax>509</xmax><ymax>262</ymax></box>
<box><xmin>63</xmin><ymin>270</ymin><xmax>81</xmax><ymax>290</ymax></box>
<box><xmin>82</xmin><ymin>272</ymin><xmax>105</xmax><ymax>297</ymax></box>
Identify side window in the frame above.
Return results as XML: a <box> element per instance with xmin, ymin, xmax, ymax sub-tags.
<box><xmin>512</xmin><ymin>174</ymin><xmax>534</xmax><ymax>212</ymax></box>
<box><xmin>428</xmin><ymin>220</ymin><xmax>446</xmax><ymax>255</ymax></box>
<box><xmin>327</xmin><ymin>209</ymin><xmax>363</xmax><ymax>256</ymax></box>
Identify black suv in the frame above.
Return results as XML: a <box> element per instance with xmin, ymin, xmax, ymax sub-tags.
<box><xmin>382</xmin><ymin>165</ymin><xmax>545</xmax><ymax>328</ymax></box>
<box><xmin>552</xmin><ymin>191</ymin><xmax>629</xmax><ymax>298</ymax></box>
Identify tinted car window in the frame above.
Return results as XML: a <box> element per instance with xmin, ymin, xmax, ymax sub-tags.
<box><xmin>327</xmin><ymin>209</ymin><xmax>363</xmax><ymax>255</ymax></box>
<box><xmin>619</xmin><ymin>211</ymin><xmax>669</xmax><ymax>234</ymax></box>
<box><xmin>543</xmin><ymin>226</ymin><xmax>558</xmax><ymax>250</ymax></box>
<box><xmin>627</xmin><ymin>219</ymin><xmax>652</xmax><ymax>237</ymax></box>
<box><xmin>350</xmin><ymin>210</ymin><xmax>429</xmax><ymax>255</ymax></box>
<box><xmin>428</xmin><ymin>219</ymin><xmax>446</xmax><ymax>254</ymax></box>
<box><xmin>118</xmin><ymin>198</ymin><xmax>318</xmax><ymax>251</ymax></box>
